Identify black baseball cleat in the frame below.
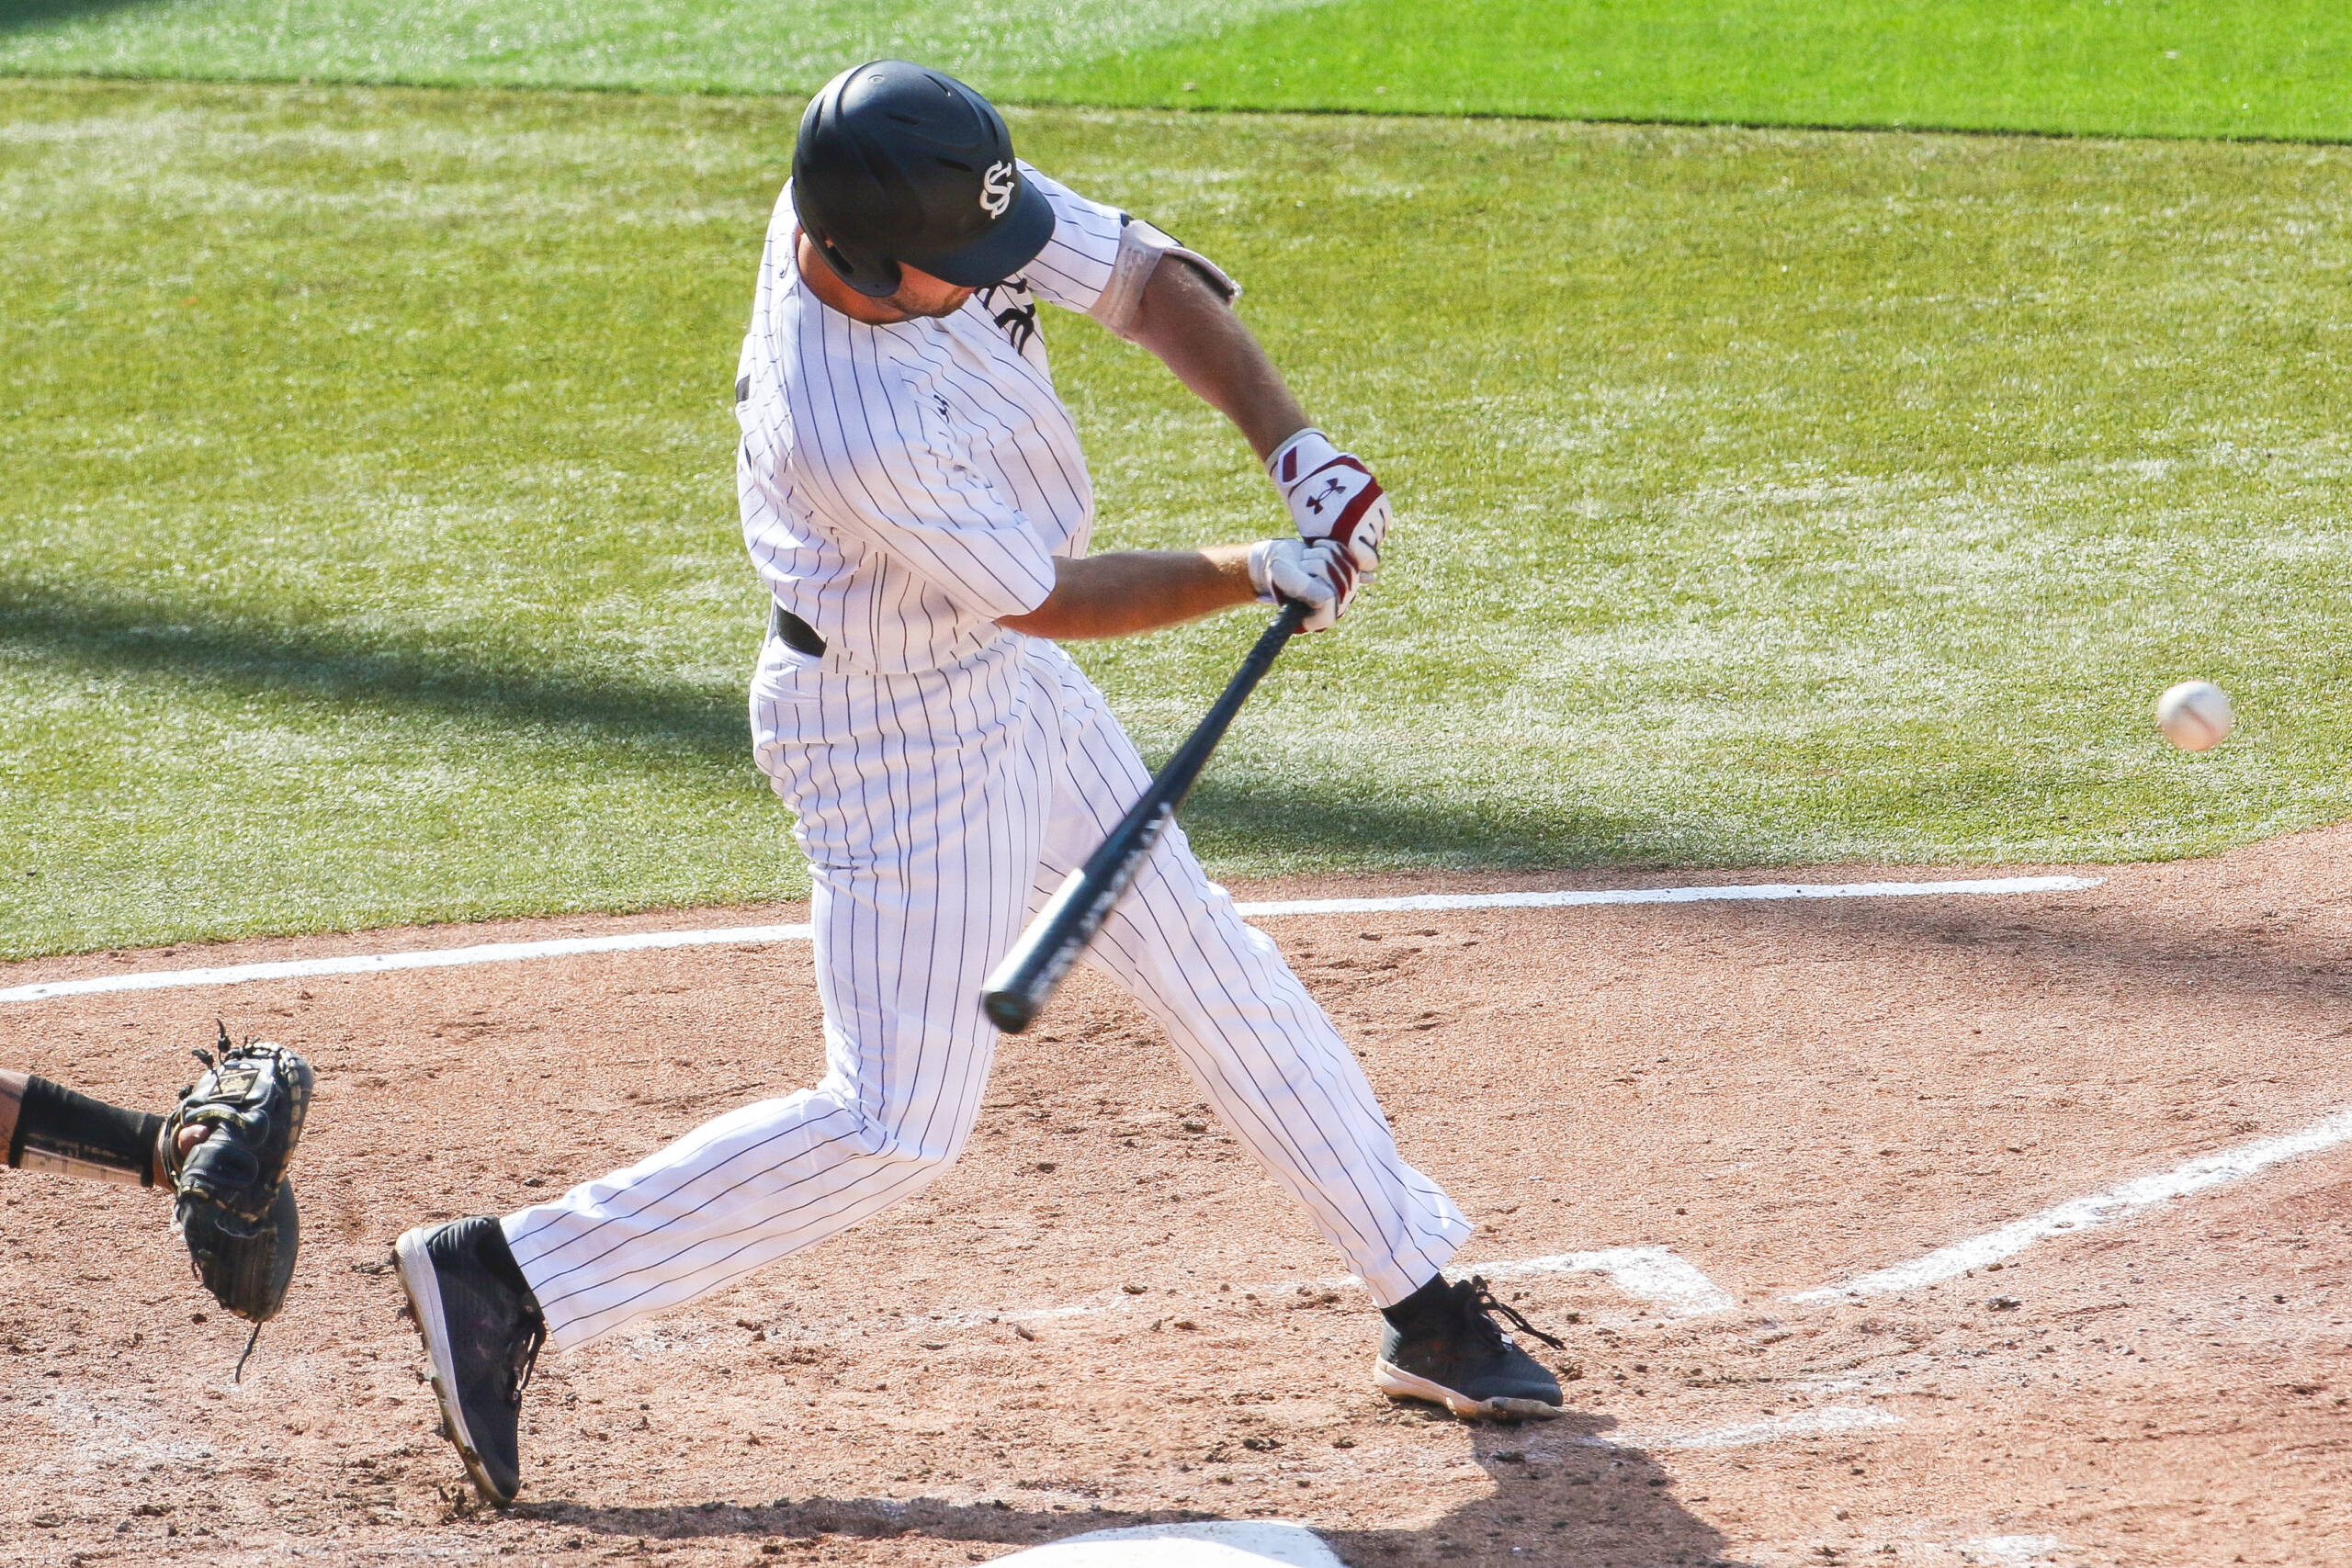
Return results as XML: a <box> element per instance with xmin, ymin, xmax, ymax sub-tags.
<box><xmin>394</xmin><ymin>1216</ymin><xmax>546</xmax><ymax>1505</ymax></box>
<box><xmin>1374</xmin><ymin>1273</ymin><xmax>1567</xmax><ymax>1420</ymax></box>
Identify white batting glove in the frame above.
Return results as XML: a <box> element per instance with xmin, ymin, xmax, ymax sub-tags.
<box><xmin>1266</xmin><ymin>428</ymin><xmax>1390</xmax><ymax>575</ymax></box>
<box><xmin>1247</xmin><ymin>537</ymin><xmax>1360</xmax><ymax>633</ymax></box>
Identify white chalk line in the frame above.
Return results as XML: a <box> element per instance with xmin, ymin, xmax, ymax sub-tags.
<box><xmin>1792</xmin><ymin>1103</ymin><xmax>2352</xmax><ymax>1303</ymax></box>
<box><xmin>1507</xmin><ymin>1404</ymin><xmax>1903</xmax><ymax>1460</ymax></box>
<box><xmin>1231</xmin><ymin>875</ymin><xmax>2095</xmax><ymax>919</ymax></box>
<box><xmin>0</xmin><ymin>922</ymin><xmax>822</xmax><ymax>1005</ymax></box>
<box><xmin>948</xmin><ymin>1106</ymin><xmax>2352</xmax><ymax>1399</ymax></box>
<box><xmin>1955</xmin><ymin>1538</ymin><xmax>2064</xmax><ymax>1568</ymax></box>
<box><xmin>0</xmin><ymin>874</ymin><xmax>2098</xmax><ymax>1005</ymax></box>
<box><xmin>966</xmin><ymin>1103</ymin><xmax>2352</xmax><ymax>1333</ymax></box>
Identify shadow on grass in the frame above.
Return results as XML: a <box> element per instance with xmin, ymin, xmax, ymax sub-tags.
<box><xmin>0</xmin><ymin>0</ymin><xmax>160</xmax><ymax>36</ymax></box>
<box><xmin>2</xmin><ymin>580</ymin><xmax>1685</xmax><ymax>867</ymax></box>
<box><xmin>0</xmin><ymin>581</ymin><xmax>749</xmax><ymax>758</ymax></box>
<box><xmin>511</xmin><ymin>1414</ymin><xmax>1742</xmax><ymax>1565</ymax></box>
<box><xmin>1176</xmin><ymin>772</ymin><xmax>1678</xmax><ymax>873</ymax></box>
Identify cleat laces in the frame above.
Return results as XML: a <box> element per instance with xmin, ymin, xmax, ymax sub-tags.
<box><xmin>1459</xmin><ymin>1276</ymin><xmax>1566</xmax><ymax>1351</ymax></box>
<box><xmin>507</xmin><ymin>1314</ymin><xmax>547</xmax><ymax>1409</ymax></box>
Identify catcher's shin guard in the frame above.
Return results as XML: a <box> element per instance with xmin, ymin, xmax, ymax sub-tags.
<box><xmin>6</xmin><ymin>1076</ymin><xmax>165</xmax><ymax>1184</ymax></box>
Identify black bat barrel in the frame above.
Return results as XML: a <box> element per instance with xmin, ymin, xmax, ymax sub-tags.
<box><xmin>980</xmin><ymin>600</ymin><xmax>1311</xmax><ymax>1033</ymax></box>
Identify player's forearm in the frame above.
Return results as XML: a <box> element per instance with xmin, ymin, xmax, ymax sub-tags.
<box><xmin>998</xmin><ymin>547</ymin><xmax>1258</xmax><ymax>640</ymax></box>
<box><xmin>1127</xmin><ymin>254</ymin><xmax>1310</xmax><ymax>465</ymax></box>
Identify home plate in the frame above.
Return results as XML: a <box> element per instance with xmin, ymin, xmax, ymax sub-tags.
<box><xmin>994</xmin><ymin>1520</ymin><xmax>1342</xmax><ymax>1566</ymax></box>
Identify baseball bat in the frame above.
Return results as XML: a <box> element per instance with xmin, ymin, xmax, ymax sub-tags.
<box><xmin>981</xmin><ymin>598</ymin><xmax>1313</xmax><ymax>1034</ymax></box>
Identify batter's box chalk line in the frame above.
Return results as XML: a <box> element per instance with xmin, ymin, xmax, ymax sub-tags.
<box><xmin>973</xmin><ymin>1100</ymin><xmax>2352</xmax><ymax>1336</ymax></box>
<box><xmin>1791</xmin><ymin>1102</ymin><xmax>2352</xmax><ymax>1303</ymax></box>
<box><xmin>1952</xmin><ymin>1537</ymin><xmax>2064</xmax><ymax>1568</ymax></box>
<box><xmin>0</xmin><ymin>874</ymin><xmax>2100</xmax><ymax>1005</ymax></box>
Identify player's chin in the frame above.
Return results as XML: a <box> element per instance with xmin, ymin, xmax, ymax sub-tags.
<box><xmin>890</xmin><ymin>283</ymin><xmax>975</xmax><ymax>318</ymax></box>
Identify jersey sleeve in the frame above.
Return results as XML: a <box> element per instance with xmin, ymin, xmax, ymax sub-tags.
<box><xmin>1012</xmin><ymin>163</ymin><xmax>1241</xmax><ymax>338</ymax></box>
<box><xmin>786</xmin><ymin>363</ymin><xmax>1058</xmax><ymax>623</ymax></box>
<box><xmin>1013</xmin><ymin>164</ymin><xmax>1126</xmax><ymax>314</ymax></box>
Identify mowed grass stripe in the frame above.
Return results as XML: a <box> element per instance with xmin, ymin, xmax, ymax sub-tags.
<box><xmin>0</xmin><ymin>0</ymin><xmax>1316</xmax><ymax>97</ymax></box>
<box><xmin>1</xmin><ymin>1</ymin><xmax>2346</xmax><ymax>143</ymax></box>
<box><xmin>6</xmin><ymin>80</ymin><xmax>2351</xmax><ymax>959</ymax></box>
<box><xmin>1053</xmin><ymin>1</ymin><xmax>2352</xmax><ymax>143</ymax></box>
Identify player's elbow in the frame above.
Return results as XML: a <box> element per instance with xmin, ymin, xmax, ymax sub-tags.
<box><xmin>999</xmin><ymin>599</ymin><xmax>1105</xmax><ymax>640</ymax></box>
<box><xmin>996</xmin><ymin>558</ymin><xmax>1091</xmax><ymax>639</ymax></box>
<box><xmin>997</xmin><ymin>602</ymin><xmax>1069</xmax><ymax>638</ymax></box>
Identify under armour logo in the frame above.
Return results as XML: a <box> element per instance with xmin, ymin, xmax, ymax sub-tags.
<box><xmin>979</xmin><ymin>161</ymin><xmax>1016</xmax><ymax>218</ymax></box>
<box><xmin>1305</xmin><ymin>476</ymin><xmax>1347</xmax><ymax>514</ymax></box>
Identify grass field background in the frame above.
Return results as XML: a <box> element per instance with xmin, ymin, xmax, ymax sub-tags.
<box><xmin>7</xmin><ymin>77</ymin><xmax>2351</xmax><ymax>958</ymax></box>
<box><xmin>1</xmin><ymin>1</ymin><xmax>2347</xmax><ymax>142</ymax></box>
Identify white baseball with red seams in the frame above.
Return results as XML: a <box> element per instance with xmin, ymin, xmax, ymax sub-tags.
<box><xmin>496</xmin><ymin>164</ymin><xmax>1469</xmax><ymax>1350</ymax></box>
<box><xmin>2155</xmin><ymin>679</ymin><xmax>2234</xmax><ymax>752</ymax></box>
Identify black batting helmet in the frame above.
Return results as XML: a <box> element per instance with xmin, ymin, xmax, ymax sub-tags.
<box><xmin>791</xmin><ymin>61</ymin><xmax>1056</xmax><ymax>299</ymax></box>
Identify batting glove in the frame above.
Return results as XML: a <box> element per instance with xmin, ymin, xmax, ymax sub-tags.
<box><xmin>1266</xmin><ymin>428</ymin><xmax>1390</xmax><ymax>575</ymax></box>
<box><xmin>1248</xmin><ymin>537</ymin><xmax>1360</xmax><ymax>633</ymax></box>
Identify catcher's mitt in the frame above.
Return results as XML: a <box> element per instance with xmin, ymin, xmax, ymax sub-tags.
<box><xmin>162</xmin><ymin>1025</ymin><xmax>313</xmax><ymax>1333</ymax></box>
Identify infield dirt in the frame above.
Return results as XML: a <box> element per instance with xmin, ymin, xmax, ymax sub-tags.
<box><xmin>2</xmin><ymin>829</ymin><xmax>2347</xmax><ymax>1565</ymax></box>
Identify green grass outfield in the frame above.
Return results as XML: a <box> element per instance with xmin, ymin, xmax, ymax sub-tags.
<box><xmin>1</xmin><ymin>0</ymin><xmax>2346</xmax><ymax>142</ymax></box>
<box><xmin>6</xmin><ymin>77</ymin><xmax>2351</xmax><ymax>958</ymax></box>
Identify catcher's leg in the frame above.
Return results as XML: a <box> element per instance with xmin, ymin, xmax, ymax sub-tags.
<box><xmin>0</xmin><ymin>1068</ymin><xmax>165</xmax><ymax>1186</ymax></box>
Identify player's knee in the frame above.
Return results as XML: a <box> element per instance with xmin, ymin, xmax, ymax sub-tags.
<box><xmin>833</xmin><ymin>1106</ymin><xmax>972</xmax><ymax>1178</ymax></box>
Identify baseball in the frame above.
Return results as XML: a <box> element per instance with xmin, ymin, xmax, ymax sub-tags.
<box><xmin>2155</xmin><ymin>679</ymin><xmax>2234</xmax><ymax>751</ymax></box>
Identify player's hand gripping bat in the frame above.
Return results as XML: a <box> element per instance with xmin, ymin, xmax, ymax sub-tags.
<box><xmin>981</xmin><ymin>599</ymin><xmax>1312</xmax><ymax>1033</ymax></box>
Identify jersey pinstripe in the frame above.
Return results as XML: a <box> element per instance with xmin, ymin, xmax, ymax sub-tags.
<box><xmin>499</xmin><ymin>164</ymin><xmax>1470</xmax><ymax>1351</ymax></box>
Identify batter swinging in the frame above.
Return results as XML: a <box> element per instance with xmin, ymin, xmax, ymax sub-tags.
<box><xmin>396</xmin><ymin>61</ymin><xmax>1564</xmax><ymax>1505</ymax></box>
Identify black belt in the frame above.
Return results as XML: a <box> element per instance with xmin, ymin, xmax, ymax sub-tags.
<box><xmin>766</xmin><ymin>601</ymin><xmax>828</xmax><ymax>657</ymax></box>
<box><xmin>767</xmin><ymin>602</ymin><xmax>828</xmax><ymax>657</ymax></box>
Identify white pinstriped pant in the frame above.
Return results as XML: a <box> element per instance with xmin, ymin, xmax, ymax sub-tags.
<box><xmin>503</xmin><ymin>633</ymin><xmax>1469</xmax><ymax>1349</ymax></box>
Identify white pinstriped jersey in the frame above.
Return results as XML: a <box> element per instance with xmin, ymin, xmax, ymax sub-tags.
<box><xmin>735</xmin><ymin>164</ymin><xmax>1135</xmax><ymax>674</ymax></box>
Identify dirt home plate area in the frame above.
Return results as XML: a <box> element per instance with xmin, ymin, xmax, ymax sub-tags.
<box><xmin>3</xmin><ymin>830</ymin><xmax>2348</xmax><ymax>1567</ymax></box>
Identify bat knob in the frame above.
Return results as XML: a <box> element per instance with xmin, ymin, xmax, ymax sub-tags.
<box><xmin>982</xmin><ymin>989</ymin><xmax>1038</xmax><ymax>1034</ymax></box>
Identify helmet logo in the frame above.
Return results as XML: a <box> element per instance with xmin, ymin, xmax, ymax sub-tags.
<box><xmin>979</xmin><ymin>160</ymin><xmax>1016</xmax><ymax>218</ymax></box>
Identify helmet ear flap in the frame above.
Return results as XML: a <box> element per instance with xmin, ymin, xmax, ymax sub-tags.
<box><xmin>808</xmin><ymin>228</ymin><xmax>902</xmax><ymax>299</ymax></box>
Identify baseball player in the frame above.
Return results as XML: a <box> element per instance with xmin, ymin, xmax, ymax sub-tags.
<box><xmin>2</xmin><ymin>1029</ymin><xmax>312</xmax><ymax>1347</ymax></box>
<box><xmin>396</xmin><ymin>60</ymin><xmax>1563</xmax><ymax>1506</ymax></box>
